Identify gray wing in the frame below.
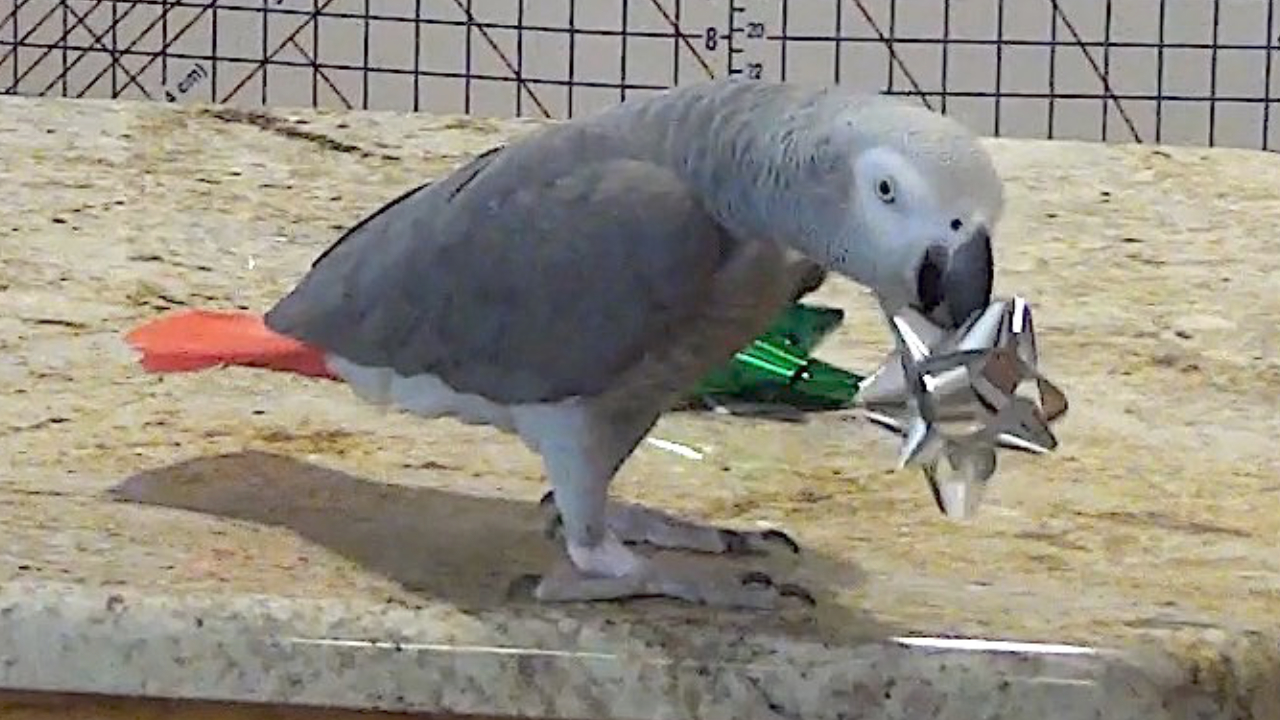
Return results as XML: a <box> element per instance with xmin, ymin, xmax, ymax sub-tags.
<box><xmin>264</xmin><ymin>125</ymin><xmax>735</xmax><ymax>405</ymax></box>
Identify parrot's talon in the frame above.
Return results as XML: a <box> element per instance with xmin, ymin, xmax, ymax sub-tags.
<box><xmin>716</xmin><ymin>527</ymin><xmax>802</xmax><ymax>556</ymax></box>
<box><xmin>779</xmin><ymin>583</ymin><xmax>817</xmax><ymax>606</ymax></box>
<box><xmin>719</xmin><ymin>529</ymin><xmax>748</xmax><ymax>554</ymax></box>
<box><xmin>762</xmin><ymin>528</ymin><xmax>801</xmax><ymax>554</ymax></box>
<box><xmin>505</xmin><ymin>573</ymin><xmax>545</xmax><ymax>601</ymax></box>
<box><xmin>539</xmin><ymin>491</ymin><xmax>565</xmax><ymax>540</ymax></box>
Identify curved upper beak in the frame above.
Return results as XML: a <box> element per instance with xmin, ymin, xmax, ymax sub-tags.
<box><xmin>914</xmin><ymin>226</ymin><xmax>994</xmax><ymax>329</ymax></box>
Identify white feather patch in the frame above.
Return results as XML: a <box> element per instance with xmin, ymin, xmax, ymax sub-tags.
<box><xmin>325</xmin><ymin>354</ymin><xmax>520</xmax><ymax>431</ymax></box>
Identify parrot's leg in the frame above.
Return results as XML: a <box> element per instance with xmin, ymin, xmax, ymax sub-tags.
<box><xmin>514</xmin><ymin>403</ymin><xmax>813</xmax><ymax>610</ymax></box>
<box><xmin>539</xmin><ymin>491</ymin><xmax>799</xmax><ymax>555</ymax></box>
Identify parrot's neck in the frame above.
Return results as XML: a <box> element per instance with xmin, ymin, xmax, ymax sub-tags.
<box><xmin>607</xmin><ymin>80</ymin><xmax>862</xmax><ymax>274</ymax></box>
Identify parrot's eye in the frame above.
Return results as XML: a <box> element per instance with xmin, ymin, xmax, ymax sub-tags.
<box><xmin>950</xmin><ymin>218</ymin><xmax>964</xmax><ymax>231</ymax></box>
<box><xmin>875</xmin><ymin>178</ymin><xmax>896</xmax><ymax>204</ymax></box>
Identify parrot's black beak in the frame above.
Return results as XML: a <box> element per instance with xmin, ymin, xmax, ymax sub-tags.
<box><xmin>914</xmin><ymin>226</ymin><xmax>994</xmax><ymax>329</ymax></box>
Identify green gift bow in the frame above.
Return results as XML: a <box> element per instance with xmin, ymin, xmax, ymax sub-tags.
<box><xmin>684</xmin><ymin>302</ymin><xmax>864</xmax><ymax>412</ymax></box>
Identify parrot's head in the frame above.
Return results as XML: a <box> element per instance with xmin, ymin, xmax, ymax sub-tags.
<box><xmin>823</xmin><ymin>98</ymin><xmax>1006</xmax><ymax>331</ymax></box>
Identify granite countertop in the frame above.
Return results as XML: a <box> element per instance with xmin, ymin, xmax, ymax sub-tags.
<box><xmin>0</xmin><ymin>95</ymin><xmax>1278</xmax><ymax>720</ymax></box>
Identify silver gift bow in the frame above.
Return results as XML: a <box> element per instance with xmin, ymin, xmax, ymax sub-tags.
<box><xmin>854</xmin><ymin>296</ymin><xmax>1069</xmax><ymax>519</ymax></box>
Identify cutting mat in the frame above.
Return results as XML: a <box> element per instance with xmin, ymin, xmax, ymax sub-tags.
<box><xmin>0</xmin><ymin>0</ymin><xmax>1278</xmax><ymax>149</ymax></box>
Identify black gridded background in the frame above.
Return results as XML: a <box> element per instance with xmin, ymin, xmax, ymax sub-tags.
<box><xmin>1</xmin><ymin>0</ymin><xmax>1278</xmax><ymax>150</ymax></box>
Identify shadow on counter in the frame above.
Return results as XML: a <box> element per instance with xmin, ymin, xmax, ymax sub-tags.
<box><xmin>108</xmin><ymin>450</ymin><xmax>888</xmax><ymax>644</ymax></box>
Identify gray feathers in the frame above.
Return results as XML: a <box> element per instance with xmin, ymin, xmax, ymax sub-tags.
<box><xmin>265</xmin><ymin>125</ymin><xmax>739</xmax><ymax>404</ymax></box>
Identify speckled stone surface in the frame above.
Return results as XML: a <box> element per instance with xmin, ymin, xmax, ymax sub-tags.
<box><xmin>0</xmin><ymin>95</ymin><xmax>1278</xmax><ymax>719</ymax></box>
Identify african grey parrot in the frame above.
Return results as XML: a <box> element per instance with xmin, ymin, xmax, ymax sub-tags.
<box><xmin>126</xmin><ymin>77</ymin><xmax>1004</xmax><ymax>609</ymax></box>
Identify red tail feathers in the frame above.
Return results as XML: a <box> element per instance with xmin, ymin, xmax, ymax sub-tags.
<box><xmin>124</xmin><ymin>309</ymin><xmax>338</xmax><ymax>380</ymax></box>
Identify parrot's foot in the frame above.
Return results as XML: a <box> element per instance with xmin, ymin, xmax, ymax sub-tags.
<box><xmin>516</xmin><ymin>534</ymin><xmax>815</xmax><ymax>610</ymax></box>
<box><xmin>539</xmin><ymin>490</ymin><xmax>799</xmax><ymax>555</ymax></box>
